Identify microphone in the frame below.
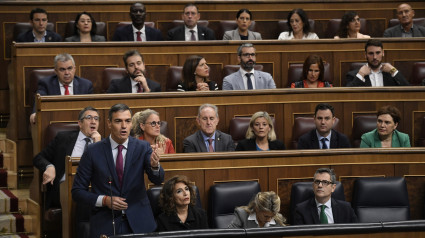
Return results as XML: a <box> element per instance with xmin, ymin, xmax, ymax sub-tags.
<box><xmin>108</xmin><ymin>176</ymin><xmax>116</xmax><ymax>236</ymax></box>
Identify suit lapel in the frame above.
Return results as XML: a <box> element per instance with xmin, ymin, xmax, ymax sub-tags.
<box><xmin>102</xmin><ymin>139</ymin><xmax>120</xmax><ymax>188</ymax></box>
<box><xmin>52</xmin><ymin>77</ymin><xmax>61</xmax><ymax>95</ymax></box>
<box><xmin>236</xmin><ymin>72</ymin><xmax>245</xmax><ymax>90</ymax></box>
<box><xmin>310</xmin><ymin>130</ymin><xmax>320</xmax><ymax>149</ymax></box>
<box><xmin>196</xmin><ymin>131</ymin><xmax>208</xmax><ymax>152</ymax></box>
<box><xmin>254</xmin><ymin>71</ymin><xmax>262</xmax><ymax>89</ymax></box>
<box><xmin>197</xmin><ymin>27</ymin><xmax>205</xmax><ymax>40</ymax></box>
<box><xmin>329</xmin><ymin>130</ymin><xmax>337</xmax><ymax>148</ymax></box>
<box><xmin>364</xmin><ymin>75</ymin><xmax>372</xmax><ymax>86</ymax></box>
<box><xmin>73</xmin><ymin>77</ymin><xmax>79</xmax><ymax>94</ymax></box>
<box><xmin>122</xmin><ymin>137</ymin><xmax>135</xmax><ymax>189</ymax></box>
<box><xmin>310</xmin><ymin>198</ymin><xmax>320</xmax><ymax>224</ymax></box>
<box><xmin>124</xmin><ymin>77</ymin><xmax>133</xmax><ymax>92</ymax></box>
<box><xmin>331</xmin><ymin>198</ymin><xmax>339</xmax><ymax>223</ymax></box>
<box><xmin>66</xmin><ymin>131</ymin><xmax>79</xmax><ymax>155</ymax></box>
<box><xmin>215</xmin><ymin>131</ymin><xmax>221</xmax><ymax>152</ymax></box>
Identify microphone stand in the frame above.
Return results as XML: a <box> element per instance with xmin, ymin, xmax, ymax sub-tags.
<box><xmin>109</xmin><ymin>177</ymin><xmax>116</xmax><ymax>236</ymax></box>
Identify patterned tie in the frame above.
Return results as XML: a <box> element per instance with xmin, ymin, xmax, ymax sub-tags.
<box><xmin>208</xmin><ymin>138</ymin><xmax>214</xmax><ymax>152</ymax></box>
<box><xmin>246</xmin><ymin>73</ymin><xmax>253</xmax><ymax>90</ymax></box>
<box><xmin>64</xmin><ymin>84</ymin><xmax>70</xmax><ymax>95</ymax></box>
<box><xmin>136</xmin><ymin>31</ymin><xmax>142</xmax><ymax>41</ymax></box>
<box><xmin>321</xmin><ymin>138</ymin><xmax>328</xmax><ymax>149</ymax></box>
<box><xmin>116</xmin><ymin>145</ymin><xmax>124</xmax><ymax>187</ymax></box>
<box><xmin>190</xmin><ymin>30</ymin><xmax>196</xmax><ymax>41</ymax></box>
<box><xmin>137</xmin><ymin>83</ymin><xmax>143</xmax><ymax>93</ymax></box>
<box><xmin>83</xmin><ymin>137</ymin><xmax>91</xmax><ymax>153</ymax></box>
<box><xmin>320</xmin><ymin>205</ymin><xmax>328</xmax><ymax>224</ymax></box>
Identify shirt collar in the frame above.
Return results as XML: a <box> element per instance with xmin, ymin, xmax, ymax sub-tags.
<box><xmin>247</xmin><ymin>212</ymin><xmax>276</xmax><ymax>227</ymax></box>
<box><xmin>77</xmin><ymin>131</ymin><xmax>92</xmax><ymax>143</ymax></box>
<box><xmin>200</xmin><ymin>131</ymin><xmax>216</xmax><ymax>141</ymax></box>
<box><xmin>185</xmin><ymin>24</ymin><xmax>198</xmax><ymax>32</ymax></box>
<box><xmin>239</xmin><ymin>67</ymin><xmax>255</xmax><ymax>76</ymax></box>
<box><xmin>109</xmin><ymin>135</ymin><xmax>129</xmax><ymax>149</ymax></box>
<box><xmin>316</xmin><ymin>130</ymin><xmax>332</xmax><ymax>141</ymax></box>
<box><xmin>132</xmin><ymin>24</ymin><xmax>145</xmax><ymax>33</ymax></box>
<box><xmin>58</xmin><ymin>79</ymin><xmax>74</xmax><ymax>88</ymax></box>
<box><xmin>315</xmin><ymin>197</ymin><xmax>332</xmax><ymax>209</ymax></box>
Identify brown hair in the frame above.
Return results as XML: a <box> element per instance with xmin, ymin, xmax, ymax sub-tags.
<box><xmin>159</xmin><ymin>175</ymin><xmax>196</xmax><ymax>215</ymax></box>
<box><xmin>302</xmin><ymin>54</ymin><xmax>324</xmax><ymax>82</ymax></box>
<box><xmin>182</xmin><ymin>55</ymin><xmax>210</xmax><ymax>90</ymax></box>
<box><xmin>377</xmin><ymin>105</ymin><xmax>401</xmax><ymax>124</ymax></box>
<box><xmin>240</xmin><ymin>191</ymin><xmax>286</xmax><ymax>226</ymax></box>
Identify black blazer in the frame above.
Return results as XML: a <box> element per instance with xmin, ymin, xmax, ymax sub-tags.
<box><xmin>112</xmin><ymin>24</ymin><xmax>164</xmax><ymax>41</ymax></box>
<box><xmin>33</xmin><ymin>130</ymin><xmax>79</xmax><ymax>209</ymax></box>
<box><xmin>16</xmin><ymin>30</ymin><xmax>62</xmax><ymax>42</ymax></box>
<box><xmin>183</xmin><ymin>130</ymin><xmax>235</xmax><ymax>153</ymax></box>
<box><xmin>156</xmin><ymin>205</ymin><xmax>209</xmax><ymax>231</ymax></box>
<box><xmin>106</xmin><ymin>76</ymin><xmax>161</xmax><ymax>93</ymax></box>
<box><xmin>294</xmin><ymin>197</ymin><xmax>358</xmax><ymax>225</ymax></box>
<box><xmin>236</xmin><ymin>138</ymin><xmax>286</xmax><ymax>151</ymax></box>
<box><xmin>167</xmin><ymin>25</ymin><xmax>216</xmax><ymax>41</ymax></box>
<box><xmin>345</xmin><ymin>69</ymin><xmax>409</xmax><ymax>87</ymax></box>
<box><xmin>177</xmin><ymin>80</ymin><xmax>218</xmax><ymax>91</ymax></box>
<box><xmin>297</xmin><ymin>129</ymin><xmax>351</xmax><ymax>149</ymax></box>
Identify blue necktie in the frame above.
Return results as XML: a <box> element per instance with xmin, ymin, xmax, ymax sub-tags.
<box><xmin>246</xmin><ymin>73</ymin><xmax>253</xmax><ymax>90</ymax></box>
<box><xmin>321</xmin><ymin>138</ymin><xmax>328</xmax><ymax>149</ymax></box>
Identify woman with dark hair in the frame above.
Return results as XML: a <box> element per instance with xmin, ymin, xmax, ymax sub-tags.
<box><xmin>278</xmin><ymin>9</ymin><xmax>318</xmax><ymax>40</ymax></box>
<box><xmin>360</xmin><ymin>105</ymin><xmax>410</xmax><ymax>148</ymax></box>
<box><xmin>177</xmin><ymin>55</ymin><xmax>218</xmax><ymax>91</ymax></box>
<box><xmin>157</xmin><ymin>175</ymin><xmax>209</xmax><ymax>231</ymax></box>
<box><xmin>291</xmin><ymin>55</ymin><xmax>332</xmax><ymax>88</ymax></box>
<box><xmin>131</xmin><ymin>109</ymin><xmax>175</xmax><ymax>154</ymax></box>
<box><xmin>228</xmin><ymin>191</ymin><xmax>286</xmax><ymax>228</ymax></box>
<box><xmin>223</xmin><ymin>9</ymin><xmax>262</xmax><ymax>40</ymax></box>
<box><xmin>236</xmin><ymin>111</ymin><xmax>285</xmax><ymax>151</ymax></box>
<box><xmin>334</xmin><ymin>11</ymin><xmax>370</xmax><ymax>39</ymax></box>
<box><xmin>65</xmin><ymin>12</ymin><xmax>106</xmax><ymax>42</ymax></box>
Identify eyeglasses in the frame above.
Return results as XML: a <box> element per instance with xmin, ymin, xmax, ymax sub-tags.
<box><xmin>313</xmin><ymin>180</ymin><xmax>333</xmax><ymax>186</ymax></box>
<box><xmin>82</xmin><ymin>115</ymin><xmax>99</xmax><ymax>121</ymax></box>
<box><xmin>146</xmin><ymin>121</ymin><xmax>162</xmax><ymax>127</ymax></box>
<box><xmin>241</xmin><ymin>53</ymin><xmax>256</xmax><ymax>58</ymax></box>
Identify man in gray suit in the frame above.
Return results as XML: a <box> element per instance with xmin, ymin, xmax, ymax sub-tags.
<box><xmin>223</xmin><ymin>43</ymin><xmax>276</xmax><ymax>90</ymax></box>
<box><xmin>383</xmin><ymin>3</ymin><xmax>425</xmax><ymax>37</ymax></box>
<box><xmin>183</xmin><ymin>104</ymin><xmax>235</xmax><ymax>153</ymax></box>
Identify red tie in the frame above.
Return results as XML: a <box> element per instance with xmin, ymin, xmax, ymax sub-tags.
<box><xmin>137</xmin><ymin>83</ymin><xmax>143</xmax><ymax>93</ymax></box>
<box><xmin>136</xmin><ymin>31</ymin><xmax>142</xmax><ymax>41</ymax></box>
<box><xmin>116</xmin><ymin>145</ymin><xmax>124</xmax><ymax>187</ymax></box>
<box><xmin>64</xmin><ymin>84</ymin><xmax>70</xmax><ymax>95</ymax></box>
<box><xmin>208</xmin><ymin>138</ymin><xmax>214</xmax><ymax>152</ymax></box>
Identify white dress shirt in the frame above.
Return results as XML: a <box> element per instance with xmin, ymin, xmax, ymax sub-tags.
<box><xmin>239</xmin><ymin>68</ymin><xmax>256</xmax><ymax>90</ymax></box>
<box><xmin>132</xmin><ymin>24</ymin><xmax>146</xmax><ymax>42</ymax></box>
<box><xmin>184</xmin><ymin>25</ymin><xmax>198</xmax><ymax>41</ymax></box>
<box><xmin>315</xmin><ymin>198</ymin><xmax>334</xmax><ymax>224</ymax></box>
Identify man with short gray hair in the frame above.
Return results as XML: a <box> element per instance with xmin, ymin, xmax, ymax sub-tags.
<box><xmin>30</xmin><ymin>53</ymin><xmax>93</xmax><ymax>124</ymax></box>
<box><xmin>294</xmin><ymin>168</ymin><xmax>357</xmax><ymax>225</ymax></box>
<box><xmin>183</xmin><ymin>103</ymin><xmax>235</xmax><ymax>152</ymax></box>
<box><xmin>223</xmin><ymin>43</ymin><xmax>276</xmax><ymax>90</ymax></box>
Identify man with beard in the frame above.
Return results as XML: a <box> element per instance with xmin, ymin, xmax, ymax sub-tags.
<box><xmin>16</xmin><ymin>8</ymin><xmax>61</xmax><ymax>42</ymax></box>
<box><xmin>345</xmin><ymin>39</ymin><xmax>409</xmax><ymax>87</ymax></box>
<box><xmin>112</xmin><ymin>2</ymin><xmax>163</xmax><ymax>41</ymax></box>
<box><xmin>293</xmin><ymin>168</ymin><xmax>357</xmax><ymax>225</ymax></box>
<box><xmin>223</xmin><ymin>43</ymin><xmax>276</xmax><ymax>90</ymax></box>
<box><xmin>107</xmin><ymin>50</ymin><xmax>161</xmax><ymax>93</ymax></box>
<box><xmin>383</xmin><ymin>3</ymin><xmax>425</xmax><ymax>38</ymax></box>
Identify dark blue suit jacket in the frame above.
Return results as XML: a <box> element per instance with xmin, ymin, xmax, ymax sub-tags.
<box><xmin>294</xmin><ymin>197</ymin><xmax>357</xmax><ymax>225</ymax></box>
<box><xmin>106</xmin><ymin>76</ymin><xmax>161</xmax><ymax>93</ymax></box>
<box><xmin>33</xmin><ymin>75</ymin><xmax>93</xmax><ymax>112</ymax></box>
<box><xmin>112</xmin><ymin>24</ymin><xmax>163</xmax><ymax>41</ymax></box>
<box><xmin>297</xmin><ymin>129</ymin><xmax>351</xmax><ymax>149</ymax></box>
<box><xmin>16</xmin><ymin>30</ymin><xmax>62</xmax><ymax>42</ymax></box>
<box><xmin>167</xmin><ymin>25</ymin><xmax>216</xmax><ymax>41</ymax></box>
<box><xmin>72</xmin><ymin>136</ymin><xmax>164</xmax><ymax>237</ymax></box>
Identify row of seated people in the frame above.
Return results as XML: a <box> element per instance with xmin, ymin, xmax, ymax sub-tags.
<box><xmin>13</xmin><ymin>3</ymin><xmax>425</xmax><ymax>43</ymax></box>
<box><xmin>35</xmin><ymin>101</ymin><xmax>414</xmax><ymax>232</ymax></box>
<box><xmin>73</xmin><ymin>168</ymin><xmax>411</xmax><ymax>236</ymax></box>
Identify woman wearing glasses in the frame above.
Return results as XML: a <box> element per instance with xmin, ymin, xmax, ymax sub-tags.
<box><xmin>177</xmin><ymin>55</ymin><xmax>218</xmax><ymax>91</ymax></box>
<box><xmin>334</xmin><ymin>11</ymin><xmax>370</xmax><ymax>39</ymax></box>
<box><xmin>228</xmin><ymin>191</ymin><xmax>286</xmax><ymax>228</ymax></box>
<box><xmin>236</xmin><ymin>111</ymin><xmax>285</xmax><ymax>151</ymax></box>
<box><xmin>223</xmin><ymin>9</ymin><xmax>262</xmax><ymax>40</ymax></box>
<box><xmin>131</xmin><ymin>109</ymin><xmax>175</xmax><ymax>154</ymax></box>
<box><xmin>360</xmin><ymin>105</ymin><xmax>410</xmax><ymax>148</ymax></box>
<box><xmin>65</xmin><ymin>12</ymin><xmax>106</xmax><ymax>42</ymax></box>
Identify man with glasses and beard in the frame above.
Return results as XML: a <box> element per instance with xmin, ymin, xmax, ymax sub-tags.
<box><xmin>107</xmin><ymin>50</ymin><xmax>161</xmax><ymax>93</ymax></box>
<box><xmin>345</xmin><ymin>39</ymin><xmax>409</xmax><ymax>87</ymax></box>
<box><xmin>223</xmin><ymin>43</ymin><xmax>276</xmax><ymax>90</ymax></box>
<box><xmin>293</xmin><ymin>168</ymin><xmax>357</xmax><ymax>225</ymax></box>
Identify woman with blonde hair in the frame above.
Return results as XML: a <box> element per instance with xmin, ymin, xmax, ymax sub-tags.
<box><xmin>131</xmin><ymin>109</ymin><xmax>175</xmax><ymax>154</ymax></box>
<box><xmin>228</xmin><ymin>191</ymin><xmax>286</xmax><ymax>228</ymax></box>
<box><xmin>236</xmin><ymin>111</ymin><xmax>285</xmax><ymax>151</ymax></box>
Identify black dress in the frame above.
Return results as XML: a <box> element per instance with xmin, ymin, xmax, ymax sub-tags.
<box><xmin>156</xmin><ymin>205</ymin><xmax>209</xmax><ymax>231</ymax></box>
<box><xmin>177</xmin><ymin>80</ymin><xmax>218</xmax><ymax>91</ymax></box>
<box><xmin>235</xmin><ymin>138</ymin><xmax>286</xmax><ymax>151</ymax></box>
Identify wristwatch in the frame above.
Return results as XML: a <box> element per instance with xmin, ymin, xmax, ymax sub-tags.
<box><xmin>390</xmin><ymin>67</ymin><xmax>397</xmax><ymax>74</ymax></box>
